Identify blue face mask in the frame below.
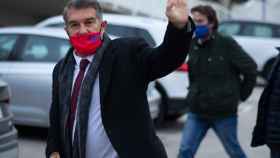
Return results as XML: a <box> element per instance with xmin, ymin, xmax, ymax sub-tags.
<box><xmin>195</xmin><ymin>25</ymin><xmax>209</xmax><ymax>39</ymax></box>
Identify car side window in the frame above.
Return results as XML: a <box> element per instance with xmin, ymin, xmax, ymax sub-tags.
<box><xmin>218</xmin><ymin>23</ymin><xmax>241</xmax><ymax>36</ymax></box>
<box><xmin>243</xmin><ymin>24</ymin><xmax>273</xmax><ymax>38</ymax></box>
<box><xmin>106</xmin><ymin>24</ymin><xmax>156</xmax><ymax>47</ymax></box>
<box><xmin>20</xmin><ymin>35</ymin><xmax>70</xmax><ymax>62</ymax></box>
<box><xmin>0</xmin><ymin>35</ymin><xmax>18</xmax><ymax>61</ymax></box>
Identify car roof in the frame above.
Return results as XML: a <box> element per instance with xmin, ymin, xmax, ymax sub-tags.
<box><xmin>36</xmin><ymin>13</ymin><xmax>167</xmax><ymax>28</ymax></box>
<box><xmin>35</xmin><ymin>15</ymin><xmax>64</xmax><ymax>27</ymax></box>
<box><xmin>35</xmin><ymin>13</ymin><xmax>167</xmax><ymax>45</ymax></box>
<box><xmin>0</xmin><ymin>27</ymin><xmax>69</xmax><ymax>39</ymax></box>
<box><xmin>104</xmin><ymin>14</ymin><xmax>167</xmax><ymax>29</ymax></box>
<box><xmin>103</xmin><ymin>14</ymin><xmax>167</xmax><ymax>44</ymax></box>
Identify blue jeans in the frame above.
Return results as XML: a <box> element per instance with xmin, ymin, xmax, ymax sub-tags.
<box><xmin>178</xmin><ymin>113</ymin><xmax>247</xmax><ymax>158</ymax></box>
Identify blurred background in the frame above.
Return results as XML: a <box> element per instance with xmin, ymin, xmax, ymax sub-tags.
<box><xmin>0</xmin><ymin>0</ymin><xmax>279</xmax><ymax>26</ymax></box>
<box><xmin>0</xmin><ymin>0</ymin><xmax>279</xmax><ymax>158</ymax></box>
<box><xmin>0</xmin><ymin>0</ymin><xmax>280</xmax><ymax>26</ymax></box>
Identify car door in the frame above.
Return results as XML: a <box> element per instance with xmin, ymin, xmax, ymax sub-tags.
<box><xmin>6</xmin><ymin>34</ymin><xmax>70</xmax><ymax>127</ymax></box>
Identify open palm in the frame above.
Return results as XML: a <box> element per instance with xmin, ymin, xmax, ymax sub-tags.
<box><xmin>166</xmin><ymin>0</ymin><xmax>189</xmax><ymax>28</ymax></box>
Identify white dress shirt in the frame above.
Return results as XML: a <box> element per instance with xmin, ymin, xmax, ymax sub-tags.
<box><xmin>72</xmin><ymin>52</ymin><xmax>119</xmax><ymax>158</ymax></box>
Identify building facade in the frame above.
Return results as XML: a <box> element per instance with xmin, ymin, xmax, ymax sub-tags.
<box><xmin>0</xmin><ymin>0</ymin><xmax>230</xmax><ymax>27</ymax></box>
<box><xmin>0</xmin><ymin>0</ymin><xmax>66</xmax><ymax>26</ymax></box>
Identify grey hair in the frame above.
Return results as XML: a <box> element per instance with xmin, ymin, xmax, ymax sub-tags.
<box><xmin>63</xmin><ymin>0</ymin><xmax>103</xmax><ymax>24</ymax></box>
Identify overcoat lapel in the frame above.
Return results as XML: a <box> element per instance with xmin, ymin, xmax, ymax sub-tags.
<box><xmin>99</xmin><ymin>42</ymin><xmax>115</xmax><ymax>106</ymax></box>
<box><xmin>57</xmin><ymin>48</ymin><xmax>76</xmax><ymax>158</ymax></box>
<box><xmin>76</xmin><ymin>34</ymin><xmax>114</xmax><ymax>158</ymax></box>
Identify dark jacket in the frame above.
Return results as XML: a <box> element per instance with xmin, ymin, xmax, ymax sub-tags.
<box><xmin>186</xmin><ymin>32</ymin><xmax>257</xmax><ymax>119</ymax></box>
<box><xmin>46</xmin><ymin>22</ymin><xmax>194</xmax><ymax>158</ymax></box>
<box><xmin>251</xmin><ymin>52</ymin><xmax>280</xmax><ymax>149</ymax></box>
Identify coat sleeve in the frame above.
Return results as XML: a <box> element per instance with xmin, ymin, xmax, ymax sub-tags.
<box><xmin>251</xmin><ymin>89</ymin><xmax>268</xmax><ymax>147</ymax></box>
<box><xmin>46</xmin><ymin>62</ymin><xmax>62</xmax><ymax>158</ymax></box>
<box><xmin>227</xmin><ymin>37</ymin><xmax>257</xmax><ymax>101</ymax></box>
<box><xmin>134</xmin><ymin>18</ymin><xmax>194</xmax><ymax>81</ymax></box>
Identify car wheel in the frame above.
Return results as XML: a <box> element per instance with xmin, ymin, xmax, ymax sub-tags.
<box><xmin>262</xmin><ymin>58</ymin><xmax>276</xmax><ymax>80</ymax></box>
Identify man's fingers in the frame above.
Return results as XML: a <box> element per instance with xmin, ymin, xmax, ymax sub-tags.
<box><xmin>166</xmin><ymin>0</ymin><xmax>189</xmax><ymax>28</ymax></box>
<box><xmin>166</xmin><ymin>0</ymin><xmax>174</xmax><ymax>11</ymax></box>
<box><xmin>176</xmin><ymin>0</ymin><xmax>187</xmax><ymax>10</ymax></box>
<box><xmin>178</xmin><ymin>0</ymin><xmax>186</xmax><ymax>5</ymax></box>
<box><xmin>167</xmin><ymin>0</ymin><xmax>186</xmax><ymax>12</ymax></box>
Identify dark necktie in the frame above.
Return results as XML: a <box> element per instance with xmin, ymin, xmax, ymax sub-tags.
<box><xmin>68</xmin><ymin>59</ymin><xmax>90</xmax><ymax>140</ymax></box>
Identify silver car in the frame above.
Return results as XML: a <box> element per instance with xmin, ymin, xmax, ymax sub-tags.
<box><xmin>0</xmin><ymin>79</ymin><xmax>18</xmax><ymax>158</ymax></box>
<box><xmin>0</xmin><ymin>27</ymin><xmax>160</xmax><ymax>127</ymax></box>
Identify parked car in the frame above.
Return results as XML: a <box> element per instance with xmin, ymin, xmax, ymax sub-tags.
<box><xmin>0</xmin><ymin>27</ymin><xmax>160</xmax><ymax>127</ymax></box>
<box><xmin>35</xmin><ymin>14</ymin><xmax>190</xmax><ymax>123</ymax></box>
<box><xmin>0</xmin><ymin>79</ymin><xmax>18</xmax><ymax>158</ymax></box>
<box><xmin>218</xmin><ymin>20</ymin><xmax>280</xmax><ymax>79</ymax></box>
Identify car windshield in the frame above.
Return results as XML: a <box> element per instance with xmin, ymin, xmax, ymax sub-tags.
<box><xmin>218</xmin><ymin>22</ymin><xmax>241</xmax><ymax>36</ymax></box>
<box><xmin>106</xmin><ymin>24</ymin><xmax>156</xmax><ymax>47</ymax></box>
<box><xmin>218</xmin><ymin>21</ymin><xmax>280</xmax><ymax>38</ymax></box>
<box><xmin>47</xmin><ymin>23</ymin><xmax>64</xmax><ymax>27</ymax></box>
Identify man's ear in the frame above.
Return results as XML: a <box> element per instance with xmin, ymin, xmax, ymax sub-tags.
<box><xmin>64</xmin><ymin>25</ymin><xmax>70</xmax><ymax>37</ymax></box>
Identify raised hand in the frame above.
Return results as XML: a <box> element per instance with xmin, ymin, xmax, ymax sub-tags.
<box><xmin>166</xmin><ymin>0</ymin><xmax>189</xmax><ymax>29</ymax></box>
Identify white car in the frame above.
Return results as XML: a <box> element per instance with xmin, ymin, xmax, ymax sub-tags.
<box><xmin>36</xmin><ymin>14</ymin><xmax>190</xmax><ymax>123</ymax></box>
<box><xmin>0</xmin><ymin>27</ymin><xmax>160</xmax><ymax>127</ymax></box>
<box><xmin>219</xmin><ymin>20</ymin><xmax>280</xmax><ymax>80</ymax></box>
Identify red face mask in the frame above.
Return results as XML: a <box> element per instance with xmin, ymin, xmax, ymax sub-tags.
<box><xmin>69</xmin><ymin>32</ymin><xmax>102</xmax><ymax>56</ymax></box>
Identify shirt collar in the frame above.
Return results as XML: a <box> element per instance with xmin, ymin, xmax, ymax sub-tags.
<box><xmin>73</xmin><ymin>51</ymin><xmax>94</xmax><ymax>68</ymax></box>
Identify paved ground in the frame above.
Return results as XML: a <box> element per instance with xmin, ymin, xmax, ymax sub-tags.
<box><xmin>17</xmin><ymin>87</ymin><xmax>270</xmax><ymax>158</ymax></box>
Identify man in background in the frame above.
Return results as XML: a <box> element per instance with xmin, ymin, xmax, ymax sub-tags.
<box><xmin>178</xmin><ymin>5</ymin><xmax>257</xmax><ymax>158</ymax></box>
<box><xmin>252</xmin><ymin>47</ymin><xmax>280</xmax><ymax>158</ymax></box>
